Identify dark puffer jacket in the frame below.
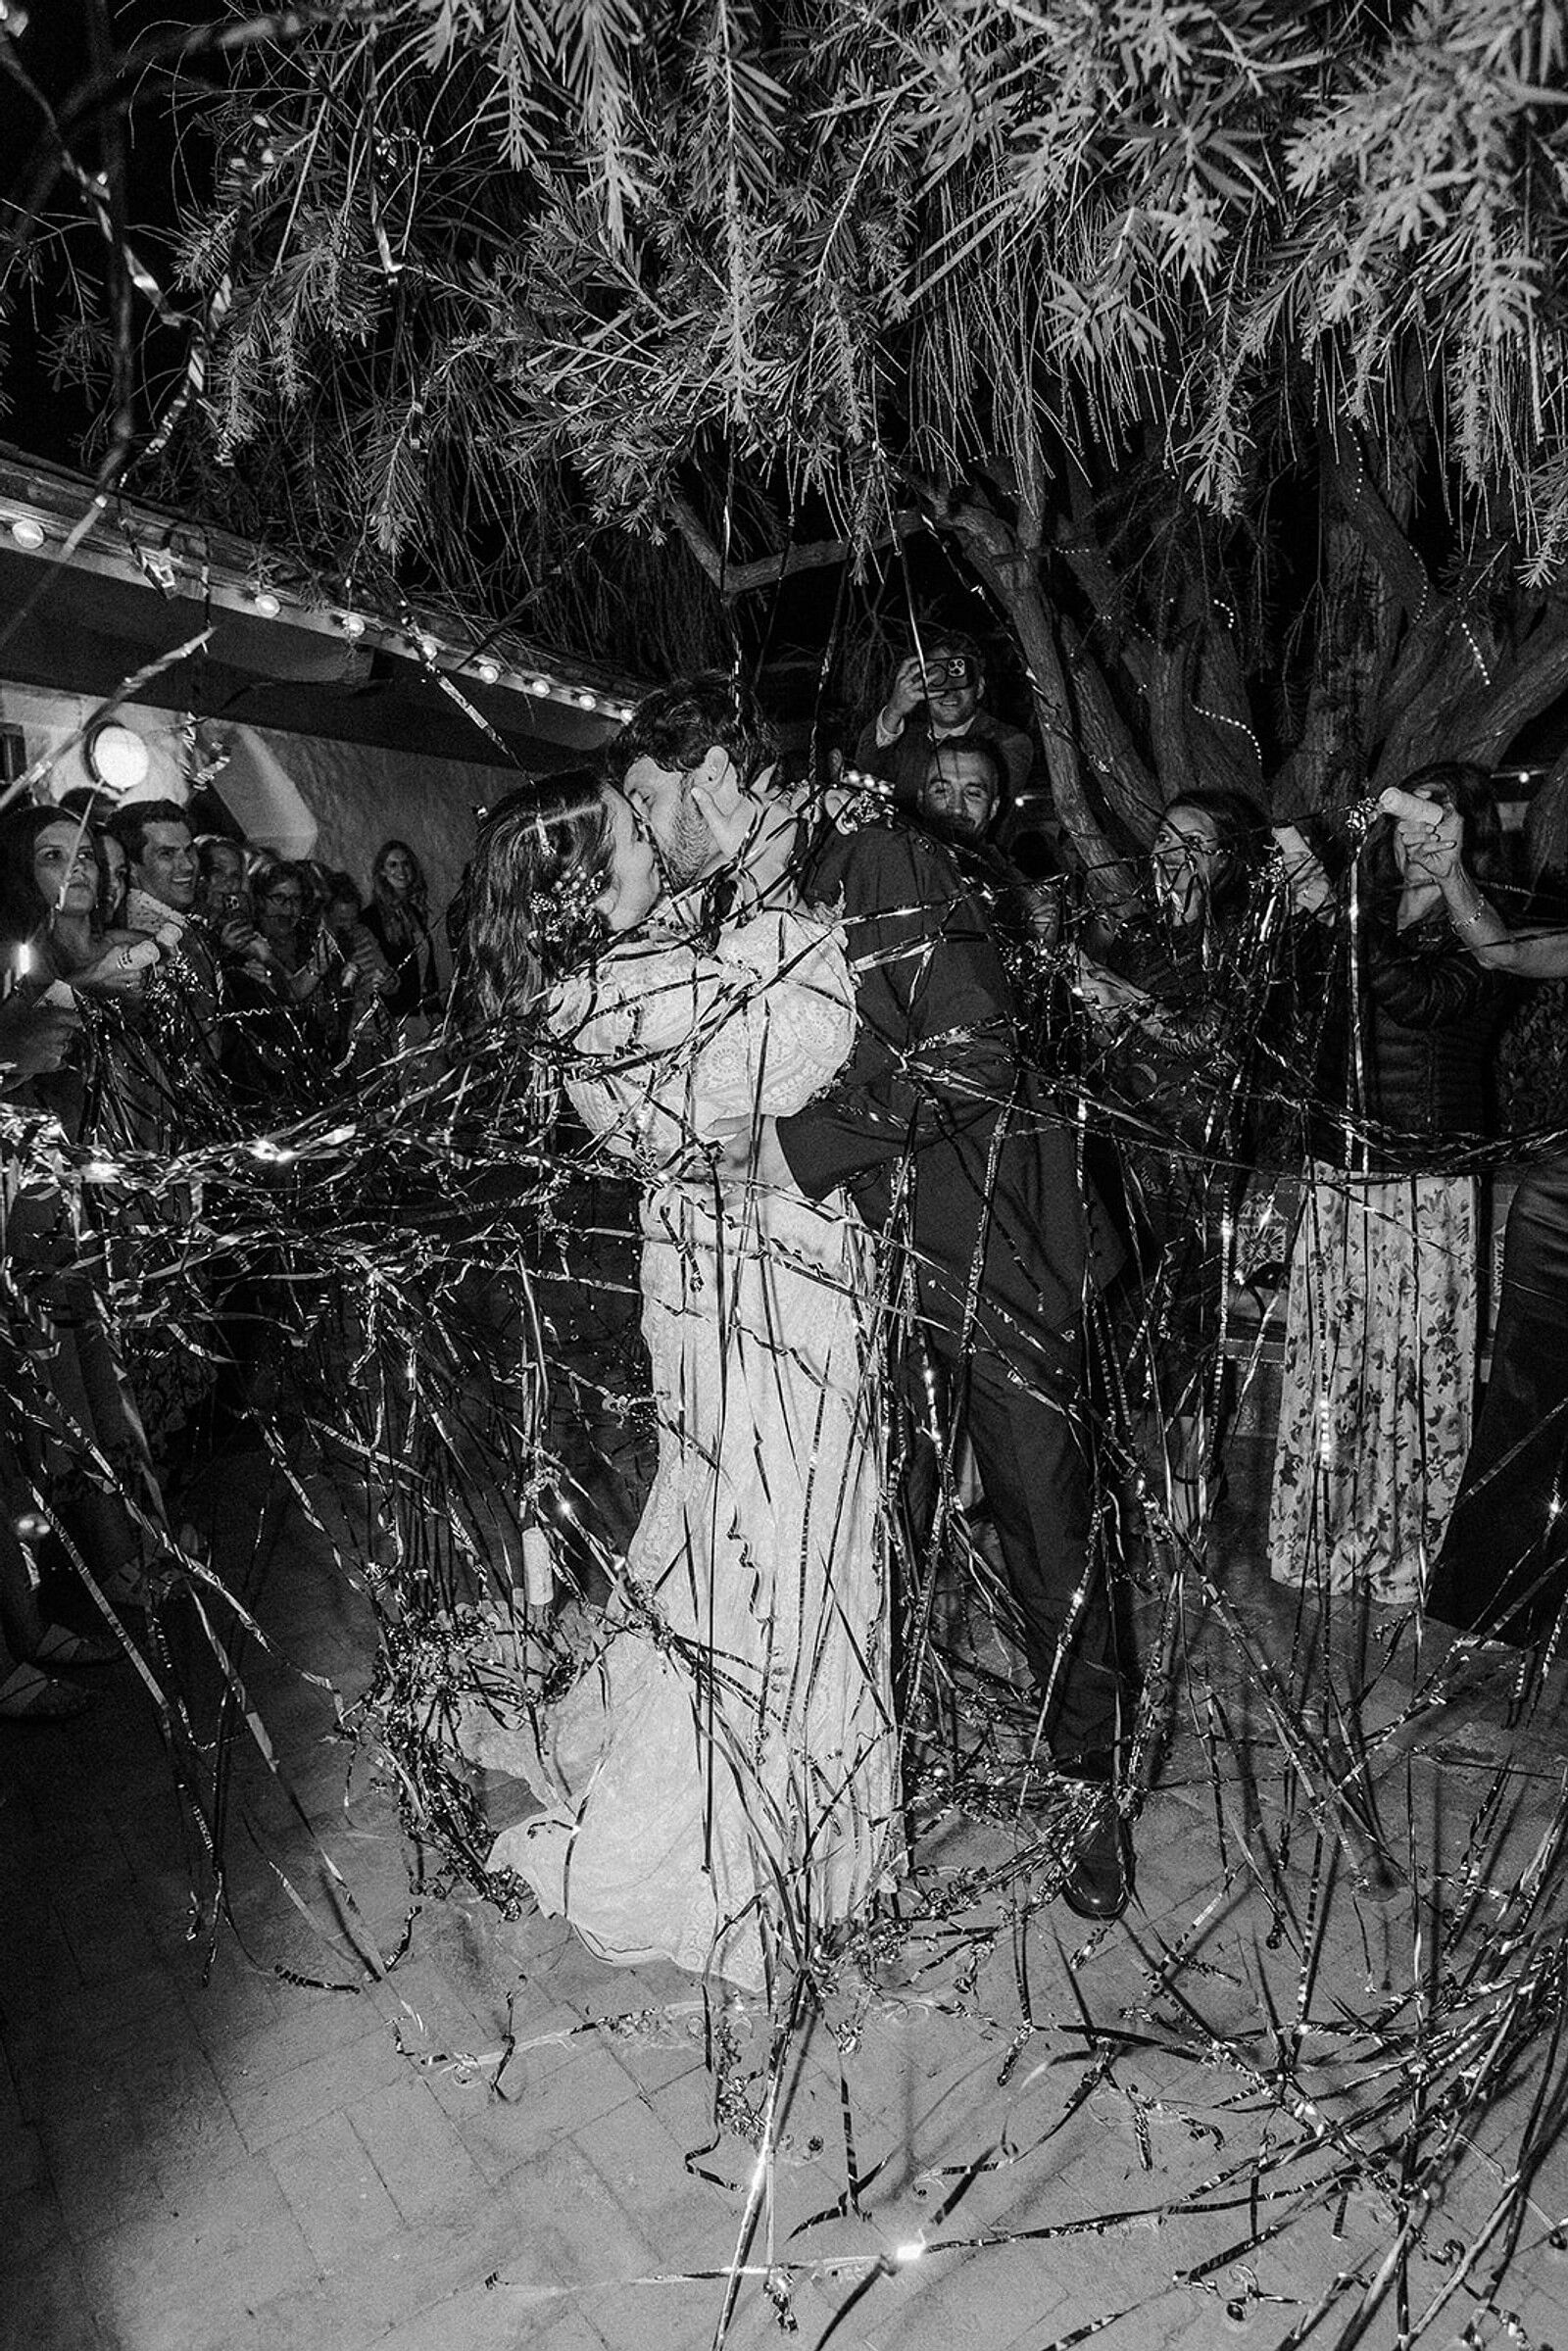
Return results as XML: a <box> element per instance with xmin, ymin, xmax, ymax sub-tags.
<box><xmin>1309</xmin><ymin>904</ymin><xmax>1508</xmax><ymax>1172</ymax></box>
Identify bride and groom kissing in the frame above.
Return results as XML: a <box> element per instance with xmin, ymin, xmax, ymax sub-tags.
<box><xmin>458</xmin><ymin>675</ymin><xmax>1130</xmax><ymax>1997</ymax></box>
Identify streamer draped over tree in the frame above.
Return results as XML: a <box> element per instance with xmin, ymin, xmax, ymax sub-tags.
<box><xmin>11</xmin><ymin>0</ymin><xmax>1568</xmax><ymax>880</ymax></box>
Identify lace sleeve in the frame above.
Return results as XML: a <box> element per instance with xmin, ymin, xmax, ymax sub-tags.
<box><xmin>688</xmin><ymin>911</ymin><xmax>857</xmax><ymax>1123</ymax></box>
<box><xmin>551</xmin><ymin>914</ymin><xmax>855</xmax><ymax>1159</ymax></box>
<box><xmin>551</xmin><ymin>951</ymin><xmax>709</xmax><ymax>1160</ymax></box>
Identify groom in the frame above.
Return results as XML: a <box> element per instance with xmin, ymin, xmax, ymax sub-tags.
<box><xmin>611</xmin><ymin>678</ymin><xmax>1131</xmax><ymax>1919</ymax></box>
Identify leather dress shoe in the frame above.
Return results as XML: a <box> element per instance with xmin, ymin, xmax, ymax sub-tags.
<box><xmin>1059</xmin><ymin>1806</ymin><xmax>1133</xmax><ymax>1923</ymax></box>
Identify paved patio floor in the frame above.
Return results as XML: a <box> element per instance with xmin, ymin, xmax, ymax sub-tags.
<box><xmin>5</xmin><ymin>1413</ymin><xmax>1568</xmax><ymax>2351</ymax></box>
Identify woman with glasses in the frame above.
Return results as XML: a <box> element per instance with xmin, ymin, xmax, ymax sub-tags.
<box><xmin>224</xmin><ymin>860</ymin><xmax>328</xmax><ymax>1102</ymax></box>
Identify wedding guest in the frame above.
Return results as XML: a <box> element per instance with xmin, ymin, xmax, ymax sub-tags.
<box><xmin>856</xmin><ymin>629</ymin><xmax>1034</xmax><ymax>815</ymax></box>
<box><xmin>194</xmin><ymin>835</ymin><xmax>254</xmax><ymax>935</ymax></box>
<box><xmin>104</xmin><ymin>800</ymin><xmax>228</xmax><ymax>1101</ymax></box>
<box><xmin>363</xmin><ymin>838</ymin><xmax>442</xmax><ymax>1039</ymax></box>
<box><xmin>315</xmin><ymin>872</ymin><xmax>395</xmax><ymax>1067</ymax></box>
<box><xmin>0</xmin><ymin>802</ymin><xmax>165</xmax><ymax>994</ymax></box>
<box><xmin>1073</xmin><ymin>790</ymin><xmax>1266</xmax><ymax>1528</ymax></box>
<box><xmin>1268</xmin><ymin>764</ymin><xmax>1509</xmax><ymax>1610</ymax></box>
<box><xmin>919</xmin><ymin>738</ymin><xmax>1007</xmax><ymax>847</ymax></box>
<box><xmin>918</xmin><ymin>739</ymin><xmax>1063</xmax><ymax>953</ymax></box>
<box><xmin>224</xmin><ymin>861</ymin><xmax>328</xmax><ymax>1103</ymax></box>
<box><xmin>0</xmin><ymin>831</ymin><xmax>170</xmax><ymax>1618</ymax></box>
<box><xmin>251</xmin><ymin>861</ymin><xmax>316</xmax><ymax>984</ymax></box>
<box><xmin>1379</xmin><ymin>785</ymin><xmax>1568</xmax><ymax>1660</ymax></box>
<box><xmin>1494</xmin><ymin>770</ymin><xmax>1568</xmax><ymax>1138</ymax></box>
<box><xmin>95</xmin><ymin>826</ymin><xmax>129</xmax><ymax>930</ymax></box>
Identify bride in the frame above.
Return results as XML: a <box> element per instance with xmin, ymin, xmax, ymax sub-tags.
<box><xmin>460</xmin><ymin>776</ymin><xmax>897</xmax><ymax>1994</ymax></box>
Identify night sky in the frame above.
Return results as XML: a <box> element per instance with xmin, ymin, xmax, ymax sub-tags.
<box><xmin>1</xmin><ymin>1</ymin><xmax>222</xmax><ymax>468</ymax></box>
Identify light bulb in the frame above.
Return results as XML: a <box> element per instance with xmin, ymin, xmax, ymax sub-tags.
<box><xmin>84</xmin><ymin>722</ymin><xmax>153</xmax><ymax>796</ymax></box>
<box><xmin>9</xmin><ymin>516</ymin><xmax>45</xmax><ymax>549</ymax></box>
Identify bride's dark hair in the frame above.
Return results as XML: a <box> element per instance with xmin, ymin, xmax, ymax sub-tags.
<box><xmin>464</xmin><ymin>778</ymin><xmax>612</xmax><ymax>1023</ymax></box>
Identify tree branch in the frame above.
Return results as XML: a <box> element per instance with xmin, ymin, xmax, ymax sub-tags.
<box><xmin>922</xmin><ymin>485</ymin><xmax>1139</xmax><ymax>904</ymax></box>
<box><xmin>1459</xmin><ymin>603</ymin><xmax>1568</xmax><ymax>763</ymax></box>
<box><xmin>1326</xmin><ymin>430</ymin><xmax>1432</xmax><ymax>622</ymax></box>
<box><xmin>667</xmin><ymin>492</ymin><xmax>903</xmax><ymax>598</ymax></box>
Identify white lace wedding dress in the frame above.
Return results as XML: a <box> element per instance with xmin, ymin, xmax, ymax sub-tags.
<box><xmin>475</xmin><ymin>908</ymin><xmax>897</xmax><ymax>1992</ymax></box>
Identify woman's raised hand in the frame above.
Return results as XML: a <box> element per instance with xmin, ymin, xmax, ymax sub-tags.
<box><xmin>1379</xmin><ymin>786</ymin><xmax>1462</xmax><ymax>879</ymax></box>
<box><xmin>73</xmin><ymin>937</ymin><xmax>160</xmax><ymax>999</ymax></box>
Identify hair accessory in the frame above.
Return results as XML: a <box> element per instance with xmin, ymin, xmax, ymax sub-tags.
<box><xmin>529</xmin><ymin>861</ymin><xmax>604</xmax><ymax>970</ymax></box>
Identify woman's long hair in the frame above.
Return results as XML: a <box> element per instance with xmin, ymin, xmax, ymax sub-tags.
<box><xmin>462</xmin><ymin>780</ymin><xmax>612</xmax><ymax>1026</ymax></box>
<box><xmin>369</xmin><ymin>837</ymin><xmax>430</xmax><ymax>944</ymax></box>
<box><xmin>1154</xmin><ymin>788</ymin><xmax>1266</xmax><ymax>932</ymax></box>
<box><xmin>0</xmin><ymin>802</ymin><xmax>98</xmax><ymax>976</ymax></box>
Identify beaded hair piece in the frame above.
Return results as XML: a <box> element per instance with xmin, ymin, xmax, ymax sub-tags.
<box><xmin>527</xmin><ymin>852</ymin><xmax>605</xmax><ymax>974</ymax></box>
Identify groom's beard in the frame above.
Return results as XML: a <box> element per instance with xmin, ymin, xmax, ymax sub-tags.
<box><xmin>661</xmin><ymin>791</ymin><xmax>719</xmax><ymax>889</ymax></box>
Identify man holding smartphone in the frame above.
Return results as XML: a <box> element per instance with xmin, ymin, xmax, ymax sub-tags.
<box><xmin>855</xmin><ymin>630</ymin><xmax>1035</xmax><ymax>822</ymax></box>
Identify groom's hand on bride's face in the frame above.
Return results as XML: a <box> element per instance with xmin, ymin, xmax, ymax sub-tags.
<box><xmin>692</xmin><ymin>774</ymin><xmax>799</xmax><ymax>906</ymax></box>
<box><xmin>689</xmin><ymin>772</ymin><xmax>760</xmax><ymax>865</ymax></box>
<box><xmin>707</xmin><ymin>1114</ymin><xmax>795</xmax><ymax>1190</ymax></box>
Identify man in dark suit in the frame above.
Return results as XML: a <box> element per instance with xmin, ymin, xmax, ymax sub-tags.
<box><xmin>614</xmin><ymin>679</ymin><xmax>1131</xmax><ymax>1918</ymax></box>
<box><xmin>855</xmin><ymin>631</ymin><xmax>1035</xmax><ymax>817</ymax></box>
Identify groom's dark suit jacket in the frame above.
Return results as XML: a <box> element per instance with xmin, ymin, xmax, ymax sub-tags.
<box><xmin>772</xmin><ymin>813</ymin><xmax>1120</xmax><ymax>1770</ymax></box>
<box><xmin>773</xmin><ymin>818</ymin><xmax>1102</xmax><ymax>1385</ymax></box>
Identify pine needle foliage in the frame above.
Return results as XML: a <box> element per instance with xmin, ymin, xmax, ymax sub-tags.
<box><xmin>16</xmin><ymin>0</ymin><xmax>1568</xmax><ymax>820</ymax></box>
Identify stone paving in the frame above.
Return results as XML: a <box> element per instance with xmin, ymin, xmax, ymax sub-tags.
<box><xmin>5</xmin><ymin>1424</ymin><xmax>1568</xmax><ymax>2351</ymax></box>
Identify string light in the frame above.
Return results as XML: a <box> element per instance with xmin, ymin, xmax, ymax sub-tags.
<box><xmin>0</xmin><ymin>477</ymin><xmax>637</xmax><ymax>719</ymax></box>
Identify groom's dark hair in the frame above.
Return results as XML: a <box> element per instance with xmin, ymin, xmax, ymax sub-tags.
<box><xmin>612</xmin><ymin>673</ymin><xmax>776</xmax><ymax>787</ymax></box>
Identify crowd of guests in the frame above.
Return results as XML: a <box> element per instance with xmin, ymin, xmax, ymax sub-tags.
<box><xmin>0</xmin><ymin>797</ymin><xmax>446</xmax><ymax>1719</ymax></box>
<box><xmin>2</xmin><ymin>634</ymin><xmax>1565</xmax><ymax>1789</ymax></box>
<box><xmin>851</xmin><ymin>628</ymin><xmax>1568</xmax><ymax>1705</ymax></box>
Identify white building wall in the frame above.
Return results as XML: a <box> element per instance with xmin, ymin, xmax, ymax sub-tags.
<box><xmin>0</xmin><ymin>684</ymin><xmax>514</xmax><ymax>930</ymax></box>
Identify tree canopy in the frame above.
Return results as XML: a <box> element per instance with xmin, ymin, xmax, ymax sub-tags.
<box><xmin>8</xmin><ymin>0</ymin><xmax>1568</xmax><ymax>866</ymax></box>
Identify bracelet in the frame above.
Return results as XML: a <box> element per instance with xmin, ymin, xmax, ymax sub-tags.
<box><xmin>1450</xmin><ymin>896</ymin><xmax>1491</xmax><ymax>933</ymax></box>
